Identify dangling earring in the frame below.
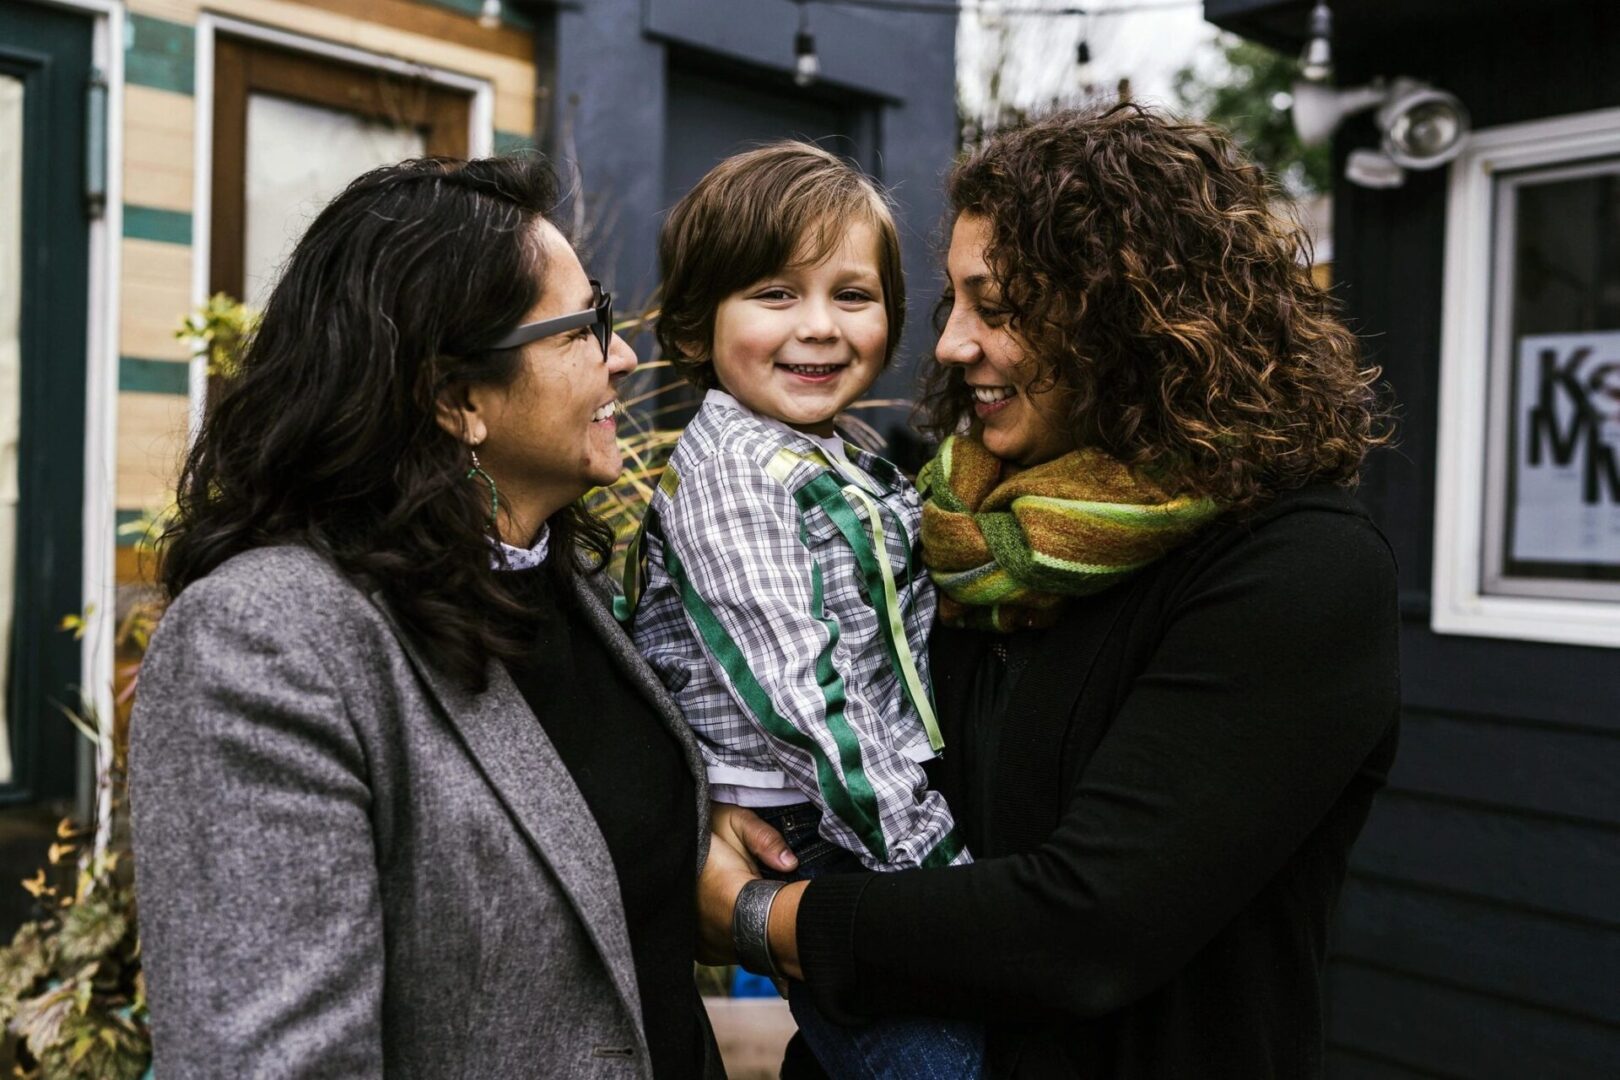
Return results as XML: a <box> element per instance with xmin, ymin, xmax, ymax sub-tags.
<box><xmin>466</xmin><ymin>447</ymin><xmax>499</xmax><ymax>524</ymax></box>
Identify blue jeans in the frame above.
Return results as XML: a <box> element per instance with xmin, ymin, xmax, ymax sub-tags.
<box><xmin>753</xmin><ymin>802</ymin><xmax>986</xmax><ymax>1080</ymax></box>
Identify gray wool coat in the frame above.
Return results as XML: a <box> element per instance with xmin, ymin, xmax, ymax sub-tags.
<box><xmin>129</xmin><ymin>545</ymin><xmax>723</xmax><ymax>1079</ymax></box>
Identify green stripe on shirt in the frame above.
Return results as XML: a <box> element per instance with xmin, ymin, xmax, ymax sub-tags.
<box><xmin>793</xmin><ymin>473</ymin><xmax>937</xmax><ymax>744</ymax></box>
<box><xmin>664</xmin><ymin>545</ymin><xmax>889</xmax><ymax>863</ymax></box>
<box><xmin>921</xmin><ymin>827</ymin><xmax>966</xmax><ymax>869</ymax></box>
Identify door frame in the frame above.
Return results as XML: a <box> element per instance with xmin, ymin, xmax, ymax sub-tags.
<box><xmin>6</xmin><ymin>0</ymin><xmax>124</xmax><ymax>808</ymax></box>
<box><xmin>190</xmin><ymin>14</ymin><xmax>496</xmax><ymax>428</ymax></box>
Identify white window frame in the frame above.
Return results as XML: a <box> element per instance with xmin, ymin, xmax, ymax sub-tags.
<box><xmin>1433</xmin><ymin>105</ymin><xmax>1620</xmax><ymax>649</ymax></box>
<box><xmin>191</xmin><ymin>14</ymin><xmax>496</xmax><ymax>430</ymax></box>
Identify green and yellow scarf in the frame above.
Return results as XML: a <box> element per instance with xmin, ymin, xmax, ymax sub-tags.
<box><xmin>918</xmin><ymin>435</ymin><xmax>1222</xmax><ymax>632</ymax></box>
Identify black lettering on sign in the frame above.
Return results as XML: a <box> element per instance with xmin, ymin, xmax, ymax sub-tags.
<box><xmin>1526</xmin><ymin>345</ymin><xmax>1620</xmax><ymax>505</ymax></box>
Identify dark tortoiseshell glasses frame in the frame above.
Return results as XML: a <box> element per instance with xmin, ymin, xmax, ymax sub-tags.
<box><xmin>490</xmin><ymin>279</ymin><xmax>613</xmax><ymax>361</ymax></box>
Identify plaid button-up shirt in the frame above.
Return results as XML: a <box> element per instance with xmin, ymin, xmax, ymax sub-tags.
<box><xmin>631</xmin><ymin>393</ymin><xmax>968</xmax><ymax>870</ymax></box>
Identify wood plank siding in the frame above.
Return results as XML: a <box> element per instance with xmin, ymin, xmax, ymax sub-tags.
<box><xmin>1318</xmin><ymin>4</ymin><xmax>1620</xmax><ymax>1075</ymax></box>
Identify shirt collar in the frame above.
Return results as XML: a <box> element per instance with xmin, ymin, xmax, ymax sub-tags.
<box><xmin>491</xmin><ymin>524</ymin><xmax>550</xmax><ymax>571</ymax></box>
<box><xmin>704</xmin><ymin>388</ymin><xmax>854</xmax><ymax>468</ymax></box>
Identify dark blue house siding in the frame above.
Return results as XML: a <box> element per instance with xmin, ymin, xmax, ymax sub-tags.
<box><xmin>541</xmin><ymin>0</ymin><xmax>958</xmax><ymax>434</ymax></box>
<box><xmin>1206</xmin><ymin>2</ymin><xmax>1620</xmax><ymax>1077</ymax></box>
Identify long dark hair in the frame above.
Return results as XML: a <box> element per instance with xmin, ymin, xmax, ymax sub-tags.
<box><xmin>160</xmin><ymin>155</ymin><xmax>612</xmax><ymax>689</ymax></box>
<box><xmin>922</xmin><ymin>104</ymin><xmax>1389</xmax><ymax>510</ymax></box>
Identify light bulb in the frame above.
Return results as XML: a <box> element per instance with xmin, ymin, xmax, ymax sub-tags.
<box><xmin>1076</xmin><ymin>40</ymin><xmax>1094</xmax><ymax>88</ymax></box>
<box><xmin>1300</xmin><ymin>2</ymin><xmax>1333</xmax><ymax>83</ymax></box>
<box><xmin>478</xmin><ymin>0</ymin><xmax>501</xmax><ymax>30</ymax></box>
<box><xmin>795</xmin><ymin>31</ymin><xmax>819</xmax><ymax>88</ymax></box>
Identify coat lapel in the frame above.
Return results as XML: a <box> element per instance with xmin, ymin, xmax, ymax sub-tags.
<box><xmin>565</xmin><ymin>569</ymin><xmax>712</xmax><ymax>866</ymax></box>
<box><xmin>370</xmin><ymin>593</ymin><xmax>648</xmax><ymax>1058</ymax></box>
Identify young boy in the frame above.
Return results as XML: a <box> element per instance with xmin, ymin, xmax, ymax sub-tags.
<box><xmin>627</xmin><ymin>143</ymin><xmax>982</xmax><ymax>1077</ymax></box>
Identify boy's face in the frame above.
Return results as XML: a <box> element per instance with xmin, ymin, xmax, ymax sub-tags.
<box><xmin>706</xmin><ymin>221</ymin><xmax>888</xmax><ymax>437</ymax></box>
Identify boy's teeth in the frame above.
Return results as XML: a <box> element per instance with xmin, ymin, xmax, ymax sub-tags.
<box><xmin>591</xmin><ymin>401</ymin><xmax>617</xmax><ymax>422</ymax></box>
<box><xmin>781</xmin><ymin>363</ymin><xmax>840</xmax><ymax>375</ymax></box>
<box><xmin>973</xmin><ymin>386</ymin><xmax>1016</xmax><ymax>403</ymax></box>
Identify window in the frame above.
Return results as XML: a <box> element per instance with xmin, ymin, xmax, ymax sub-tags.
<box><xmin>211</xmin><ymin>35</ymin><xmax>471</xmax><ymax>308</ymax></box>
<box><xmin>1434</xmin><ymin>107</ymin><xmax>1620</xmax><ymax>647</ymax></box>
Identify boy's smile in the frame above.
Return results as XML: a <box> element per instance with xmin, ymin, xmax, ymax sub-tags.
<box><xmin>705</xmin><ymin>221</ymin><xmax>888</xmax><ymax>437</ymax></box>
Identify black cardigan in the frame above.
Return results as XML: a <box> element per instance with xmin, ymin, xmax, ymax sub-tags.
<box><xmin>795</xmin><ymin>484</ymin><xmax>1401</xmax><ymax>1078</ymax></box>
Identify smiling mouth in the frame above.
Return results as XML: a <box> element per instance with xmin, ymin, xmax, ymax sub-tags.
<box><xmin>591</xmin><ymin>401</ymin><xmax>618</xmax><ymax>423</ymax></box>
<box><xmin>971</xmin><ymin>385</ymin><xmax>1016</xmax><ymax>404</ymax></box>
<box><xmin>778</xmin><ymin>362</ymin><xmax>847</xmax><ymax>380</ymax></box>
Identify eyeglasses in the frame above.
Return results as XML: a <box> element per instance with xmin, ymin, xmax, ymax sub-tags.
<box><xmin>490</xmin><ymin>280</ymin><xmax>613</xmax><ymax>361</ymax></box>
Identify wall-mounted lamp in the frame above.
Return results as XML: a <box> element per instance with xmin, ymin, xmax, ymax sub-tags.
<box><xmin>1292</xmin><ymin>76</ymin><xmax>1470</xmax><ymax>188</ymax></box>
<box><xmin>478</xmin><ymin>0</ymin><xmax>502</xmax><ymax>30</ymax></box>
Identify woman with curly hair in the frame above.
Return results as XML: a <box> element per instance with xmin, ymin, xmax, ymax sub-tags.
<box><xmin>699</xmin><ymin>104</ymin><xmax>1400</xmax><ymax>1078</ymax></box>
<box><xmin>131</xmin><ymin>156</ymin><xmax>721</xmax><ymax>1078</ymax></box>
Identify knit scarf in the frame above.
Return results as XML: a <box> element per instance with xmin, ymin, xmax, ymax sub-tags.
<box><xmin>918</xmin><ymin>434</ymin><xmax>1221</xmax><ymax>632</ymax></box>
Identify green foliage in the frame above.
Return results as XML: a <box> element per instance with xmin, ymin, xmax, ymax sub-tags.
<box><xmin>175</xmin><ymin>292</ymin><xmax>258</xmax><ymax>379</ymax></box>
<box><xmin>1174</xmin><ymin>36</ymin><xmax>1332</xmax><ymax>196</ymax></box>
<box><xmin>0</xmin><ymin>846</ymin><xmax>148</xmax><ymax>1080</ymax></box>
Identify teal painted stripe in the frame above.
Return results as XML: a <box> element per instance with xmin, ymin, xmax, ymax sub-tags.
<box><xmin>494</xmin><ymin>129</ymin><xmax>537</xmax><ymax>155</ymax></box>
<box><xmin>120</xmin><ymin>356</ymin><xmax>191</xmax><ymax>395</ymax></box>
<box><xmin>116</xmin><ymin>509</ymin><xmax>152</xmax><ymax>549</ymax></box>
<box><xmin>419</xmin><ymin>0</ymin><xmax>536</xmax><ymax>30</ymax></box>
<box><xmin>123</xmin><ymin>205</ymin><xmax>192</xmax><ymax>246</ymax></box>
<box><xmin>127</xmin><ymin>14</ymin><xmax>195</xmax><ymax>96</ymax></box>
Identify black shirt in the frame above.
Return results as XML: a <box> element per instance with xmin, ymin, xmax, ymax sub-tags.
<box><xmin>502</xmin><ymin>565</ymin><xmax>702</xmax><ymax>1079</ymax></box>
<box><xmin>957</xmin><ymin>630</ymin><xmax>1042</xmax><ymax>857</ymax></box>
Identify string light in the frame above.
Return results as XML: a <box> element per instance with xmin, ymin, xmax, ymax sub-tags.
<box><xmin>795</xmin><ymin>0</ymin><xmax>821</xmax><ymax>86</ymax></box>
<box><xmin>1300</xmin><ymin>1</ymin><xmax>1333</xmax><ymax>83</ymax></box>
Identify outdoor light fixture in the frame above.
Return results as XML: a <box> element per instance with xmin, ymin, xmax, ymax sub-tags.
<box><xmin>1343</xmin><ymin>148</ymin><xmax>1406</xmax><ymax>189</ymax></box>
<box><xmin>1300</xmin><ymin>1</ymin><xmax>1334</xmax><ymax>83</ymax></box>
<box><xmin>1378</xmin><ymin>81</ymin><xmax>1470</xmax><ymax>167</ymax></box>
<box><xmin>1076</xmin><ymin>39</ymin><xmax>1094</xmax><ymax>87</ymax></box>
<box><xmin>1290</xmin><ymin>79</ymin><xmax>1389</xmax><ymax>146</ymax></box>
<box><xmin>478</xmin><ymin>0</ymin><xmax>501</xmax><ymax>29</ymax></box>
<box><xmin>1292</xmin><ymin>76</ymin><xmax>1471</xmax><ymax>188</ymax></box>
<box><xmin>794</xmin><ymin>1</ymin><xmax>820</xmax><ymax>87</ymax></box>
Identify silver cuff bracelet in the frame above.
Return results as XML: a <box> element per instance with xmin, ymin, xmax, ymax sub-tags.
<box><xmin>732</xmin><ymin>878</ymin><xmax>787</xmax><ymax>979</ymax></box>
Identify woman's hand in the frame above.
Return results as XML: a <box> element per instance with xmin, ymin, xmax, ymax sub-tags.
<box><xmin>698</xmin><ymin>805</ymin><xmax>799</xmax><ymax>966</ymax></box>
<box><xmin>714</xmin><ymin>803</ymin><xmax>799</xmax><ymax>874</ymax></box>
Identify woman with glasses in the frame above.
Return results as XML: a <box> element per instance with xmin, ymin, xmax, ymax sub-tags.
<box><xmin>130</xmin><ymin>156</ymin><xmax>724</xmax><ymax>1078</ymax></box>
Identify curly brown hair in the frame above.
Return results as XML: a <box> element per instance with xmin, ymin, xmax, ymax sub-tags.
<box><xmin>923</xmin><ymin>103</ymin><xmax>1388</xmax><ymax>510</ymax></box>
